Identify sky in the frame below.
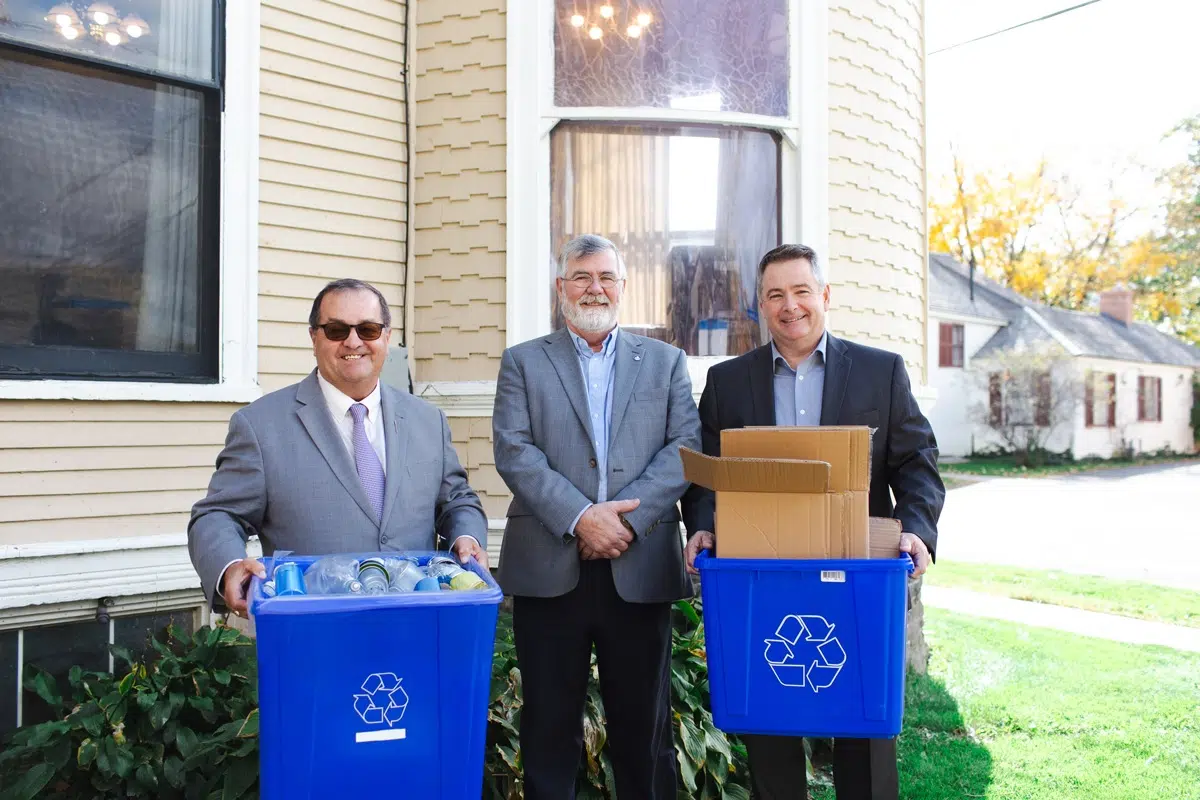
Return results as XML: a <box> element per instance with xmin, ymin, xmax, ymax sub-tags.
<box><xmin>925</xmin><ymin>0</ymin><xmax>1200</xmax><ymax>233</ymax></box>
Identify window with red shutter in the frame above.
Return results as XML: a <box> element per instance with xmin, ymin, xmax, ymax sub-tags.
<box><xmin>1085</xmin><ymin>371</ymin><xmax>1094</xmax><ymax>427</ymax></box>
<box><xmin>989</xmin><ymin>373</ymin><xmax>1003</xmax><ymax>427</ymax></box>
<box><xmin>1035</xmin><ymin>372</ymin><xmax>1051</xmax><ymax>426</ymax></box>
<box><xmin>939</xmin><ymin>323</ymin><xmax>964</xmax><ymax>368</ymax></box>
<box><xmin>1105</xmin><ymin>373</ymin><xmax>1116</xmax><ymax>427</ymax></box>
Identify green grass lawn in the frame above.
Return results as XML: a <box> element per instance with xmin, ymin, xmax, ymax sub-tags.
<box><xmin>943</xmin><ymin>454</ymin><xmax>1199</xmax><ymax>478</ymax></box>
<box><xmin>812</xmin><ymin>609</ymin><xmax>1200</xmax><ymax>799</ymax></box>
<box><xmin>926</xmin><ymin>561</ymin><xmax>1200</xmax><ymax>629</ymax></box>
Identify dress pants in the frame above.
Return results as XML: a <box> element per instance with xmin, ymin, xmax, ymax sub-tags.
<box><xmin>744</xmin><ymin>734</ymin><xmax>898</xmax><ymax>799</ymax></box>
<box><xmin>513</xmin><ymin>559</ymin><xmax>676</xmax><ymax>800</ymax></box>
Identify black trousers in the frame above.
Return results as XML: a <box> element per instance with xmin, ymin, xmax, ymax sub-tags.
<box><xmin>744</xmin><ymin>734</ymin><xmax>898</xmax><ymax>799</ymax></box>
<box><xmin>513</xmin><ymin>560</ymin><xmax>676</xmax><ymax>800</ymax></box>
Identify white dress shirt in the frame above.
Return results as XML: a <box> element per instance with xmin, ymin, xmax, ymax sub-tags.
<box><xmin>317</xmin><ymin>371</ymin><xmax>387</xmax><ymax>474</ymax></box>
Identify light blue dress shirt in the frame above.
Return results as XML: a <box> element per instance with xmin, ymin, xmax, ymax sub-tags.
<box><xmin>772</xmin><ymin>332</ymin><xmax>828</xmax><ymax>426</ymax></box>
<box><xmin>567</xmin><ymin>327</ymin><xmax>619</xmax><ymax>536</ymax></box>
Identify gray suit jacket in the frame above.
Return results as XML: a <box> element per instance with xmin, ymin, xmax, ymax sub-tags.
<box><xmin>188</xmin><ymin>370</ymin><xmax>487</xmax><ymax>608</ymax></box>
<box><xmin>492</xmin><ymin>328</ymin><xmax>701</xmax><ymax>603</ymax></box>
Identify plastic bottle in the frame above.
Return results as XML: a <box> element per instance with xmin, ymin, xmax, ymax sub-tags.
<box><xmin>304</xmin><ymin>556</ymin><xmax>363</xmax><ymax>595</ymax></box>
<box><xmin>357</xmin><ymin>558</ymin><xmax>391</xmax><ymax>595</ymax></box>
<box><xmin>383</xmin><ymin>558</ymin><xmax>423</xmax><ymax>593</ymax></box>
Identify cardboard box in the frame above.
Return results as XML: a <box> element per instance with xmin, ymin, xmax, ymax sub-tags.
<box><xmin>695</xmin><ymin>427</ymin><xmax>871</xmax><ymax>559</ymax></box>
<box><xmin>868</xmin><ymin>516</ymin><xmax>903</xmax><ymax>558</ymax></box>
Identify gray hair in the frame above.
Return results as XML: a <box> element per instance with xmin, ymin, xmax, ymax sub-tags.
<box><xmin>557</xmin><ymin>234</ymin><xmax>626</xmax><ymax>278</ymax></box>
<box><xmin>757</xmin><ymin>243</ymin><xmax>825</xmax><ymax>297</ymax></box>
<box><xmin>308</xmin><ymin>278</ymin><xmax>392</xmax><ymax>329</ymax></box>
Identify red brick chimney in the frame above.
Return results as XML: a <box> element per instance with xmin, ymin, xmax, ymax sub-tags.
<box><xmin>1099</xmin><ymin>287</ymin><xmax>1134</xmax><ymax>325</ymax></box>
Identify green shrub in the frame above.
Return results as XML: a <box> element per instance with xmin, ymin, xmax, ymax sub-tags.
<box><xmin>484</xmin><ymin>597</ymin><xmax>752</xmax><ymax>799</ymax></box>
<box><xmin>0</xmin><ymin>624</ymin><xmax>259</xmax><ymax>800</ymax></box>
<box><xmin>2</xmin><ymin>599</ymin><xmax>752</xmax><ymax>800</ymax></box>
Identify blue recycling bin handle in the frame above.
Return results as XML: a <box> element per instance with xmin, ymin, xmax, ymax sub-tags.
<box><xmin>695</xmin><ymin>549</ymin><xmax>915</xmax><ymax>571</ymax></box>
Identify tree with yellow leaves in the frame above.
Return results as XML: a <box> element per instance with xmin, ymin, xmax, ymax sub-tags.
<box><xmin>929</xmin><ymin>154</ymin><xmax>1166</xmax><ymax>313</ymax></box>
<box><xmin>1137</xmin><ymin>115</ymin><xmax>1200</xmax><ymax>344</ymax></box>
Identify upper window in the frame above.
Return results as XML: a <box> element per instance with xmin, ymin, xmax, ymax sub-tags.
<box><xmin>938</xmin><ymin>323</ymin><xmax>964</xmax><ymax>368</ymax></box>
<box><xmin>554</xmin><ymin>0</ymin><xmax>790</xmax><ymax>117</ymax></box>
<box><xmin>0</xmin><ymin>1</ymin><xmax>221</xmax><ymax>382</ymax></box>
<box><xmin>550</xmin><ymin>122</ymin><xmax>780</xmax><ymax>356</ymax></box>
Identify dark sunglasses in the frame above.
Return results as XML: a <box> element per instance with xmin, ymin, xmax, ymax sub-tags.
<box><xmin>313</xmin><ymin>321</ymin><xmax>387</xmax><ymax>342</ymax></box>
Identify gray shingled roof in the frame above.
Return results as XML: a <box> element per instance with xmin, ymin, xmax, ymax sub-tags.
<box><xmin>931</xmin><ymin>253</ymin><xmax>1200</xmax><ymax>368</ymax></box>
<box><xmin>928</xmin><ymin>253</ymin><xmax>1028</xmax><ymax>322</ymax></box>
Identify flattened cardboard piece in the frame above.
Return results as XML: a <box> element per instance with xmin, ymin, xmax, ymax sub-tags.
<box><xmin>868</xmin><ymin>516</ymin><xmax>903</xmax><ymax>559</ymax></box>
<box><xmin>722</xmin><ymin>426</ymin><xmax>872</xmax><ymax>491</ymax></box>
<box><xmin>680</xmin><ymin>448</ymin><xmax>830</xmax><ymax>493</ymax></box>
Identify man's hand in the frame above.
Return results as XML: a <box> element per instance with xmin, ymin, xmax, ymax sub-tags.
<box><xmin>222</xmin><ymin>557</ymin><xmax>267</xmax><ymax>618</ymax></box>
<box><xmin>900</xmin><ymin>532</ymin><xmax>931</xmax><ymax>578</ymax></box>
<box><xmin>451</xmin><ymin>536</ymin><xmax>490</xmax><ymax>571</ymax></box>
<box><xmin>684</xmin><ymin>531</ymin><xmax>715</xmax><ymax>575</ymax></box>
<box><xmin>575</xmin><ymin>499</ymin><xmax>639</xmax><ymax>559</ymax></box>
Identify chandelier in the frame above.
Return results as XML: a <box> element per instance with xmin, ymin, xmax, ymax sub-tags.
<box><xmin>44</xmin><ymin>3</ymin><xmax>150</xmax><ymax>47</ymax></box>
<box><xmin>567</xmin><ymin>3</ymin><xmax>653</xmax><ymax>43</ymax></box>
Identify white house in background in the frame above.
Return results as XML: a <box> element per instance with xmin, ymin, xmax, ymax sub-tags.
<box><xmin>927</xmin><ymin>253</ymin><xmax>1200</xmax><ymax>459</ymax></box>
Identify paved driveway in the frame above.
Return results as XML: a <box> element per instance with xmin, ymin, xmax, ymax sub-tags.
<box><xmin>935</xmin><ymin>461</ymin><xmax>1200</xmax><ymax>591</ymax></box>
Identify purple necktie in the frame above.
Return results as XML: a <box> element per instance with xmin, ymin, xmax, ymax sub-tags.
<box><xmin>349</xmin><ymin>403</ymin><xmax>385</xmax><ymax>521</ymax></box>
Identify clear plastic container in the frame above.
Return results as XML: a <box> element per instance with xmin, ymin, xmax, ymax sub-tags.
<box><xmin>303</xmin><ymin>556</ymin><xmax>364</xmax><ymax>595</ymax></box>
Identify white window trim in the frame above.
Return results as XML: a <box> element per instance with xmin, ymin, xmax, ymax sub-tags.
<box><xmin>0</xmin><ymin>1</ymin><xmax>261</xmax><ymax>404</ymax></box>
<box><xmin>505</xmin><ymin>0</ymin><xmax>828</xmax><ymax>353</ymax></box>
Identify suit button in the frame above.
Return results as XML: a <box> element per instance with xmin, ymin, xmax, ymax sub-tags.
<box><xmin>381</xmin><ymin>535</ymin><xmax>389</xmax><ymax>544</ymax></box>
<box><xmin>589</xmin><ymin>458</ymin><xmax>597</xmax><ymax>468</ymax></box>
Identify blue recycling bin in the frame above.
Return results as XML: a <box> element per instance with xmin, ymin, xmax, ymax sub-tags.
<box><xmin>249</xmin><ymin>552</ymin><xmax>503</xmax><ymax>799</ymax></box>
<box><xmin>695</xmin><ymin>551</ymin><xmax>913</xmax><ymax>738</ymax></box>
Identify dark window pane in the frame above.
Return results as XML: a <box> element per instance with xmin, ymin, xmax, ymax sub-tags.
<box><xmin>0</xmin><ymin>0</ymin><xmax>216</xmax><ymax>83</ymax></box>
<box><xmin>0</xmin><ymin>630</ymin><xmax>17</xmax><ymax>742</ymax></box>
<box><xmin>21</xmin><ymin>621</ymin><xmax>109</xmax><ymax>728</ymax></box>
<box><xmin>114</xmin><ymin>609</ymin><xmax>196</xmax><ymax>659</ymax></box>
<box><xmin>0</xmin><ymin>47</ymin><xmax>219</xmax><ymax>380</ymax></box>
<box><xmin>550</xmin><ymin>122</ymin><xmax>779</xmax><ymax>356</ymax></box>
<box><xmin>554</xmin><ymin>0</ymin><xmax>789</xmax><ymax>117</ymax></box>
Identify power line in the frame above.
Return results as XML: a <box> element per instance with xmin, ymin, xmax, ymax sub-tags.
<box><xmin>928</xmin><ymin>0</ymin><xmax>1104</xmax><ymax>56</ymax></box>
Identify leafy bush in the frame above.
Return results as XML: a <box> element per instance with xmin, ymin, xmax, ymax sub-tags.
<box><xmin>0</xmin><ymin>624</ymin><xmax>259</xmax><ymax>800</ymax></box>
<box><xmin>484</xmin><ymin>597</ymin><xmax>752</xmax><ymax>799</ymax></box>
<box><xmin>3</xmin><ymin>599</ymin><xmax>754</xmax><ymax>800</ymax></box>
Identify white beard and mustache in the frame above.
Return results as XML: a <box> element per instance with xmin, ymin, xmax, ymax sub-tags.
<box><xmin>560</xmin><ymin>291</ymin><xmax>619</xmax><ymax>333</ymax></box>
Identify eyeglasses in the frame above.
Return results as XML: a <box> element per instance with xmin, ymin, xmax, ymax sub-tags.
<box><xmin>313</xmin><ymin>321</ymin><xmax>387</xmax><ymax>341</ymax></box>
<box><xmin>565</xmin><ymin>272</ymin><xmax>624</xmax><ymax>289</ymax></box>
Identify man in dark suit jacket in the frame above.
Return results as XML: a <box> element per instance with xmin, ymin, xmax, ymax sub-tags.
<box><xmin>681</xmin><ymin>244</ymin><xmax>944</xmax><ymax>800</ymax></box>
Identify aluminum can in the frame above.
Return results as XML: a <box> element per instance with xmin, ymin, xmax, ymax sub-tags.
<box><xmin>274</xmin><ymin>562</ymin><xmax>307</xmax><ymax>596</ymax></box>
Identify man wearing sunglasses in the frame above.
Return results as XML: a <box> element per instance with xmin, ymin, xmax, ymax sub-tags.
<box><xmin>188</xmin><ymin>278</ymin><xmax>488</xmax><ymax>617</ymax></box>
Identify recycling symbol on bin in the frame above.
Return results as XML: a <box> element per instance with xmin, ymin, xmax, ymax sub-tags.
<box><xmin>353</xmin><ymin>672</ymin><xmax>409</xmax><ymax>727</ymax></box>
<box><xmin>763</xmin><ymin>614</ymin><xmax>847</xmax><ymax>692</ymax></box>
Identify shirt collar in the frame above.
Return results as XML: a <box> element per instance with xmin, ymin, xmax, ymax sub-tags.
<box><xmin>316</xmin><ymin>370</ymin><xmax>383</xmax><ymax>422</ymax></box>
<box><xmin>568</xmin><ymin>325</ymin><xmax>619</xmax><ymax>358</ymax></box>
<box><xmin>771</xmin><ymin>331</ymin><xmax>828</xmax><ymax>373</ymax></box>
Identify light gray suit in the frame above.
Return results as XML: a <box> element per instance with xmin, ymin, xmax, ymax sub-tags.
<box><xmin>492</xmin><ymin>327</ymin><xmax>700</xmax><ymax>603</ymax></box>
<box><xmin>188</xmin><ymin>370</ymin><xmax>487</xmax><ymax>607</ymax></box>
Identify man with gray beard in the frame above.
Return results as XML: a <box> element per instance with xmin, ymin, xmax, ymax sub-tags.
<box><xmin>493</xmin><ymin>234</ymin><xmax>701</xmax><ymax>799</ymax></box>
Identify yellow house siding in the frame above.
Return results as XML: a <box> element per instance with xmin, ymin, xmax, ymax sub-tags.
<box><xmin>827</xmin><ymin>0</ymin><xmax>928</xmax><ymax>376</ymax></box>
<box><xmin>413</xmin><ymin>1</ymin><xmax>507</xmax><ymax>382</ymax></box>
<box><xmin>259</xmin><ymin>0</ymin><xmax>409</xmax><ymax>392</ymax></box>
<box><xmin>447</xmin><ymin>417</ymin><xmax>508</xmax><ymax>522</ymax></box>
<box><xmin>0</xmin><ymin>402</ymin><xmax>236</xmax><ymax>545</ymax></box>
